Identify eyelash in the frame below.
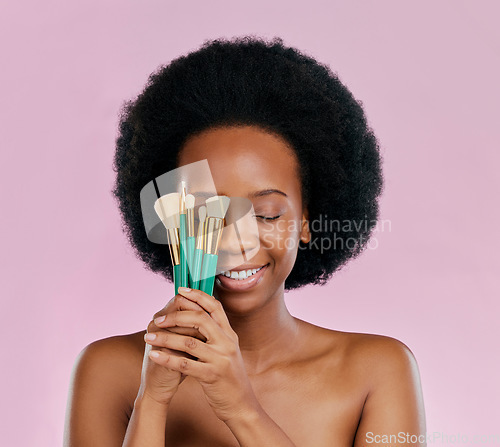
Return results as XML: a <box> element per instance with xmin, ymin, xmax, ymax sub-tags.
<box><xmin>254</xmin><ymin>215</ymin><xmax>281</xmax><ymax>221</ymax></box>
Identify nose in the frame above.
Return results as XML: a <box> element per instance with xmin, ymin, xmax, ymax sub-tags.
<box><xmin>217</xmin><ymin>217</ymin><xmax>260</xmax><ymax>268</ymax></box>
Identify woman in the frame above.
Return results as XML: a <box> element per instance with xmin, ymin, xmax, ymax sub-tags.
<box><xmin>64</xmin><ymin>36</ymin><xmax>426</xmax><ymax>446</ymax></box>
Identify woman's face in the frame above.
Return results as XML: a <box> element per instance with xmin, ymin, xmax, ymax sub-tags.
<box><xmin>177</xmin><ymin>125</ymin><xmax>310</xmax><ymax>312</ymax></box>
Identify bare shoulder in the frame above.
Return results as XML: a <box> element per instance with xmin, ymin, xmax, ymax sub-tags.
<box><xmin>346</xmin><ymin>331</ymin><xmax>420</xmax><ymax>381</ymax></box>
<box><xmin>64</xmin><ymin>331</ymin><xmax>147</xmax><ymax>446</ymax></box>
<box><xmin>75</xmin><ymin>330</ymin><xmax>146</xmax><ymax>392</ymax></box>
<box><xmin>302</xmin><ymin>321</ymin><xmax>421</xmax><ymax>388</ymax></box>
<box><xmin>79</xmin><ymin>330</ymin><xmax>146</xmax><ymax>361</ymax></box>
<box><xmin>73</xmin><ymin>331</ymin><xmax>145</xmax><ymax>383</ymax></box>
<box><xmin>310</xmin><ymin>322</ymin><xmax>416</xmax><ymax>359</ymax></box>
<box><xmin>311</xmin><ymin>331</ymin><xmax>427</xmax><ymax>441</ymax></box>
<box><xmin>342</xmin><ymin>330</ymin><xmax>418</xmax><ymax>364</ymax></box>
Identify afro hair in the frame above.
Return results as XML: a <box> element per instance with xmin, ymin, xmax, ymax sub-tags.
<box><xmin>112</xmin><ymin>35</ymin><xmax>384</xmax><ymax>291</ymax></box>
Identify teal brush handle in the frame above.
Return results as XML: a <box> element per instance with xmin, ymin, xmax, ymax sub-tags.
<box><xmin>173</xmin><ymin>264</ymin><xmax>181</xmax><ymax>296</ymax></box>
<box><xmin>191</xmin><ymin>248</ymin><xmax>204</xmax><ymax>290</ymax></box>
<box><xmin>200</xmin><ymin>253</ymin><xmax>218</xmax><ymax>296</ymax></box>
<box><xmin>179</xmin><ymin>214</ymin><xmax>188</xmax><ymax>287</ymax></box>
<box><xmin>186</xmin><ymin>236</ymin><xmax>196</xmax><ymax>287</ymax></box>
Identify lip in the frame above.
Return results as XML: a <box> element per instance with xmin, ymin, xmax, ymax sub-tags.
<box><xmin>215</xmin><ymin>263</ymin><xmax>269</xmax><ymax>292</ymax></box>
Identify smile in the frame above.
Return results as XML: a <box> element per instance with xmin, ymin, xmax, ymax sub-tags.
<box><xmin>219</xmin><ymin>265</ymin><xmax>266</xmax><ymax>280</ymax></box>
<box><xmin>215</xmin><ymin>264</ymin><xmax>269</xmax><ymax>291</ymax></box>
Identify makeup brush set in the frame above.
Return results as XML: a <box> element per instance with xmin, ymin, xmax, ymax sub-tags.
<box><xmin>154</xmin><ymin>181</ymin><xmax>230</xmax><ymax>296</ymax></box>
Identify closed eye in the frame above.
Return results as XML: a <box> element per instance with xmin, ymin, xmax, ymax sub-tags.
<box><xmin>254</xmin><ymin>215</ymin><xmax>281</xmax><ymax>221</ymax></box>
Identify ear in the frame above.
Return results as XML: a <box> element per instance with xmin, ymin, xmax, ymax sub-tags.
<box><xmin>300</xmin><ymin>208</ymin><xmax>311</xmax><ymax>244</ymax></box>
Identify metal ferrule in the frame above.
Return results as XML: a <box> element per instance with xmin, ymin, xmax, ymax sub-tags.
<box><xmin>203</xmin><ymin>217</ymin><xmax>224</xmax><ymax>255</ymax></box>
<box><xmin>196</xmin><ymin>219</ymin><xmax>205</xmax><ymax>250</ymax></box>
<box><xmin>166</xmin><ymin>228</ymin><xmax>180</xmax><ymax>265</ymax></box>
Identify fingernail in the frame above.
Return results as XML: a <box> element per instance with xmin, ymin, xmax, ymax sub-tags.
<box><xmin>149</xmin><ymin>350</ymin><xmax>160</xmax><ymax>358</ymax></box>
<box><xmin>144</xmin><ymin>333</ymin><xmax>157</xmax><ymax>341</ymax></box>
<box><xmin>178</xmin><ymin>287</ymin><xmax>191</xmax><ymax>293</ymax></box>
<box><xmin>154</xmin><ymin>315</ymin><xmax>166</xmax><ymax>324</ymax></box>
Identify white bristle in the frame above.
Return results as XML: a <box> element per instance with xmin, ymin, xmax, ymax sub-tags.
<box><xmin>180</xmin><ymin>181</ymin><xmax>187</xmax><ymax>197</ymax></box>
<box><xmin>185</xmin><ymin>194</ymin><xmax>195</xmax><ymax>209</ymax></box>
<box><xmin>206</xmin><ymin>195</ymin><xmax>230</xmax><ymax>219</ymax></box>
<box><xmin>154</xmin><ymin>193</ymin><xmax>180</xmax><ymax>229</ymax></box>
<box><xmin>198</xmin><ymin>205</ymin><xmax>206</xmax><ymax>222</ymax></box>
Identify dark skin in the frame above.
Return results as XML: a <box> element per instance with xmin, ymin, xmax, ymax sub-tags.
<box><xmin>64</xmin><ymin>126</ymin><xmax>426</xmax><ymax>447</ymax></box>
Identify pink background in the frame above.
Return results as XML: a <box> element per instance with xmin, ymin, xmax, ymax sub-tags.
<box><xmin>1</xmin><ymin>1</ymin><xmax>499</xmax><ymax>445</ymax></box>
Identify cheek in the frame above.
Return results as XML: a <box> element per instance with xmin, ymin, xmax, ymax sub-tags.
<box><xmin>260</xmin><ymin>218</ymin><xmax>302</xmax><ymax>261</ymax></box>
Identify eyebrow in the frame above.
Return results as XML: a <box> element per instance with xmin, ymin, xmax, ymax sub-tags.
<box><xmin>250</xmin><ymin>188</ymin><xmax>288</xmax><ymax>198</ymax></box>
<box><xmin>193</xmin><ymin>188</ymin><xmax>288</xmax><ymax>199</ymax></box>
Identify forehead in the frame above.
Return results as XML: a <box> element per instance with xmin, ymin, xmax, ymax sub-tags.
<box><xmin>177</xmin><ymin>125</ymin><xmax>301</xmax><ymax>197</ymax></box>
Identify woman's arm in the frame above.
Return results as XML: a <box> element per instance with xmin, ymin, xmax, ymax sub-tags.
<box><xmin>64</xmin><ymin>336</ymin><xmax>168</xmax><ymax>447</ymax></box>
<box><xmin>64</xmin><ymin>338</ymin><xmax>132</xmax><ymax>446</ymax></box>
<box><xmin>353</xmin><ymin>336</ymin><xmax>427</xmax><ymax>447</ymax></box>
<box><xmin>224</xmin><ymin>405</ymin><xmax>297</xmax><ymax>447</ymax></box>
<box><xmin>65</xmin><ymin>295</ymin><xmax>210</xmax><ymax>446</ymax></box>
<box><xmin>147</xmin><ymin>288</ymin><xmax>300</xmax><ymax>447</ymax></box>
<box><xmin>122</xmin><ymin>391</ymin><xmax>169</xmax><ymax>447</ymax></box>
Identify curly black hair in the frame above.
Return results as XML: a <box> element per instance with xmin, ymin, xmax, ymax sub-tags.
<box><xmin>112</xmin><ymin>35</ymin><xmax>383</xmax><ymax>291</ymax></box>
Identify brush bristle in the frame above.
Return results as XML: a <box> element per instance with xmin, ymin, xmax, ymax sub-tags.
<box><xmin>185</xmin><ymin>194</ymin><xmax>195</xmax><ymax>209</ymax></box>
<box><xmin>179</xmin><ymin>182</ymin><xmax>187</xmax><ymax>213</ymax></box>
<box><xmin>198</xmin><ymin>205</ymin><xmax>206</xmax><ymax>222</ymax></box>
<box><xmin>154</xmin><ymin>193</ymin><xmax>180</xmax><ymax>229</ymax></box>
<box><xmin>206</xmin><ymin>195</ymin><xmax>230</xmax><ymax>219</ymax></box>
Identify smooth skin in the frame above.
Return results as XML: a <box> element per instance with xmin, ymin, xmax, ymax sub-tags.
<box><xmin>64</xmin><ymin>125</ymin><xmax>426</xmax><ymax>446</ymax></box>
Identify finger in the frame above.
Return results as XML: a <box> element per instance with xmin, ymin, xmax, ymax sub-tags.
<box><xmin>148</xmin><ymin>337</ymin><xmax>199</xmax><ymax>361</ymax></box>
<box><xmin>174</xmin><ymin>294</ymin><xmax>207</xmax><ymax>312</ymax></box>
<box><xmin>153</xmin><ymin>294</ymin><xmax>205</xmax><ymax>321</ymax></box>
<box><xmin>147</xmin><ymin>323</ymin><xmax>207</xmax><ymax>344</ymax></box>
<box><xmin>177</xmin><ymin>287</ymin><xmax>235</xmax><ymax>337</ymax></box>
<box><xmin>150</xmin><ymin>344</ymin><xmax>189</xmax><ymax>359</ymax></box>
<box><xmin>148</xmin><ymin>349</ymin><xmax>213</xmax><ymax>382</ymax></box>
<box><xmin>144</xmin><ymin>331</ymin><xmax>213</xmax><ymax>363</ymax></box>
<box><xmin>164</xmin><ymin>326</ymin><xmax>207</xmax><ymax>342</ymax></box>
<box><xmin>151</xmin><ymin>296</ymin><xmax>175</xmax><ymax>322</ymax></box>
<box><xmin>154</xmin><ymin>310</ymin><xmax>223</xmax><ymax>344</ymax></box>
<box><xmin>149</xmin><ymin>295</ymin><xmax>207</xmax><ymax>337</ymax></box>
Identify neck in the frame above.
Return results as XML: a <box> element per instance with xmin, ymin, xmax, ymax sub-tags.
<box><xmin>223</xmin><ymin>286</ymin><xmax>300</xmax><ymax>376</ymax></box>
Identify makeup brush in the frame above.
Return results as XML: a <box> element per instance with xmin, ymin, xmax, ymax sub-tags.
<box><xmin>185</xmin><ymin>194</ymin><xmax>196</xmax><ymax>286</ymax></box>
<box><xmin>191</xmin><ymin>205</ymin><xmax>206</xmax><ymax>290</ymax></box>
<box><xmin>154</xmin><ymin>193</ymin><xmax>181</xmax><ymax>295</ymax></box>
<box><xmin>178</xmin><ymin>181</ymin><xmax>189</xmax><ymax>288</ymax></box>
<box><xmin>199</xmin><ymin>195</ymin><xmax>230</xmax><ymax>296</ymax></box>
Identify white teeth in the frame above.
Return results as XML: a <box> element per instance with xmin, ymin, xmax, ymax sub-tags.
<box><xmin>220</xmin><ymin>265</ymin><xmax>265</xmax><ymax>280</ymax></box>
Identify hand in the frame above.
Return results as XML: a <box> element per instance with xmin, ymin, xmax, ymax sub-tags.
<box><xmin>146</xmin><ymin>287</ymin><xmax>260</xmax><ymax>423</ymax></box>
<box><xmin>137</xmin><ymin>293</ymin><xmax>208</xmax><ymax>406</ymax></box>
